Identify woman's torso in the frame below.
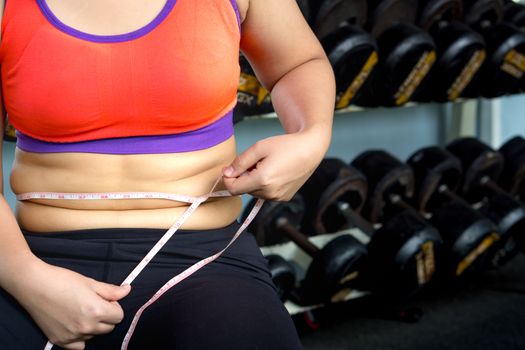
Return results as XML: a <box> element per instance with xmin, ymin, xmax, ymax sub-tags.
<box><xmin>4</xmin><ymin>0</ymin><xmax>249</xmax><ymax>233</ymax></box>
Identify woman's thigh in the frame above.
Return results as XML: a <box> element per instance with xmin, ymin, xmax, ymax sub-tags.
<box><xmin>130</xmin><ymin>272</ymin><xmax>303</xmax><ymax>350</ymax></box>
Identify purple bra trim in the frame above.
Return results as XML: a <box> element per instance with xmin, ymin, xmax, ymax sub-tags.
<box><xmin>36</xmin><ymin>0</ymin><xmax>178</xmax><ymax>43</ymax></box>
<box><xmin>16</xmin><ymin>111</ymin><xmax>234</xmax><ymax>155</ymax></box>
<box><xmin>229</xmin><ymin>0</ymin><xmax>242</xmax><ymax>32</ymax></box>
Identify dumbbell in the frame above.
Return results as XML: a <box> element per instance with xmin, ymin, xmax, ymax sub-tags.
<box><xmin>234</xmin><ymin>55</ymin><xmax>264</xmax><ymax>122</ymax></box>
<box><xmin>446</xmin><ymin>137</ymin><xmax>525</xmax><ymax>267</ymax></box>
<box><xmin>298</xmin><ymin>157</ymin><xmax>368</xmax><ymax>235</ymax></box>
<box><xmin>266</xmin><ymin>254</ymin><xmax>297</xmax><ymax>302</ymax></box>
<box><xmin>246</xmin><ymin>194</ymin><xmax>368</xmax><ymax>306</ymax></box>
<box><xmin>299</xmin><ymin>158</ymin><xmax>441</xmax><ymax>298</ymax></box>
<box><xmin>352</xmin><ymin>149</ymin><xmax>500</xmax><ymax>278</ymax></box>
<box><xmin>503</xmin><ymin>1</ymin><xmax>525</xmax><ymax>91</ymax></box>
<box><xmin>413</xmin><ymin>0</ymin><xmax>487</xmax><ymax>102</ymax></box>
<box><xmin>307</xmin><ymin>0</ymin><xmax>379</xmax><ymax>109</ymax></box>
<box><xmin>3</xmin><ymin>118</ymin><xmax>16</xmax><ymax>142</ymax></box>
<box><xmin>504</xmin><ymin>0</ymin><xmax>525</xmax><ymax>30</ymax></box>
<box><xmin>354</xmin><ymin>0</ymin><xmax>437</xmax><ymax>106</ymax></box>
<box><xmin>499</xmin><ymin>136</ymin><xmax>525</xmax><ymax>200</ymax></box>
<box><xmin>462</xmin><ymin>0</ymin><xmax>525</xmax><ymax>97</ymax></box>
<box><xmin>407</xmin><ymin>147</ymin><xmax>505</xmax><ymax>273</ymax></box>
<box><xmin>308</xmin><ymin>0</ymin><xmax>368</xmax><ymax>39</ymax></box>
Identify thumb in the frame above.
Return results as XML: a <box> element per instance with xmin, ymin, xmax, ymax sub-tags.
<box><xmin>223</xmin><ymin>142</ymin><xmax>266</xmax><ymax>178</ymax></box>
<box><xmin>91</xmin><ymin>280</ymin><xmax>131</xmax><ymax>301</ymax></box>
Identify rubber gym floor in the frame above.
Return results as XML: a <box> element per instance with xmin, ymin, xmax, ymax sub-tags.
<box><xmin>299</xmin><ymin>254</ymin><xmax>525</xmax><ymax>350</ymax></box>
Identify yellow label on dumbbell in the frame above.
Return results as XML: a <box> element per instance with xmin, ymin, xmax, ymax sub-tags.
<box><xmin>423</xmin><ymin>241</ymin><xmax>436</xmax><ymax>280</ymax></box>
<box><xmin>447</xmin><ymin>50</ymin><xmax>486</xmax><ymax>101</ymax></box>
<box><xmin>394</xmin><ymin>50</ymin><xmax>437</xmax><ymax>106</ymax></box>
<box><xmin>331</xmin><ymin>288</ymin><xmax>353</xmax><ymax>303</ymax></box>
<box><xmin>338</xmin><ymin>271</ymin><xmax>359</xmax><ymax>285</ymax></box>
<box><xmin>416</xmin><ymin>251</ymin><xmax>426</xmax><ymax>286</ymax></box>
<box><xmin>456</xmin><ymin>233</ymin><xmax>500</xmax><ymax>276</ymax></box>
<box><xmin>4</xmin><ymin>118</ymin><xmax>16</xmax><ymax>140</ymax></box>
<box><xmin>335</xmin><ymin>51</ymin><xmax>379</xmax><ymax>109</ymax></box>
<box><xmin>237</xmin><ymin>72</ymin><xmax>262</xmax><ymax>108</ymax></box>
<box><xmin>416</xmin><ymin>241</ymin><xmax>436</xmax><ymax>286</ymax></box>
<box><xmin>501</xmin><ymin>49</ymin><xmax>525</xmax><ymax>79</ymax></box>
<box><xmin>331</xmin><ymin>271</ymin><xmax>360</xmax><ymax>303</ymax></box>
<box><xmin>238</xmin><ymin>72</ymin><xmax>261</xmax><ymax>95</ymax></box>
<box><xmin>257</xmin><ymin>86</ymin><xmax>271</xmax><ymax>106</ymax></box>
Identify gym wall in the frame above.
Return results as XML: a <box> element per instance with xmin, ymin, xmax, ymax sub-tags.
<box><xmin>3</xmin><ymin>95</ymin><xmax>523</xmax><ymax>211</ymax></box>
<box><xmin>501</xmin><ymin>94</ymin><xmax>525</xmax><ymax>137</ymax></box>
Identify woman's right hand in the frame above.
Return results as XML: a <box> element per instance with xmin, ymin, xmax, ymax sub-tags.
<box><xmin>15</xmin><ymin>260</ymin><xmax>131</xmax><ymax>350</ymax></box>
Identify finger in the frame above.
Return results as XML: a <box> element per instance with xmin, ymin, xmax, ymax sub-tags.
<box><xmin>90</xmin><ymin>322</ymin><xmax>116</xmax><ymax>335</ymax></box>
<box><xmin>91</xmin><ymin>280</ymin><xmax>131</xmax><ymax>301</ymax></box>
<box><xmin>223</xmin><ymin>141</ymin><xmax>267</xmax><ymax>178</ymax></box>
<box><xmin>223</xmin><ymin>168</ymin><xmax>264</xmax><ymax>196</ymax></box>
<box><xmin>61</xmin><ymin>341</ymin><xmax>86</xmax><ymax>350</ymax></box>
<box><xmin>98</xmin><ymin>300</ymin><xmax>125</xmax><ymax>325</ymax></box>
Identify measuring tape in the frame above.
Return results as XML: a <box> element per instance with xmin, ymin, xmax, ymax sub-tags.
<box><xmin>17</xmin><ymin>178</ymin><xmax>264</xmax><ymax>350</ymax></box>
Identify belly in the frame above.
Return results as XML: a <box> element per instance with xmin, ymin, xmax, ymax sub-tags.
<box><xmin>11</xmin><ymin>137</ymin><xmax>243</xmax><ymax>232</ymax></box>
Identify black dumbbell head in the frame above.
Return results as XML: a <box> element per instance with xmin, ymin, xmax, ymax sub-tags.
<box><xmin>367</xmin><ymin>0</ymin><xmax>419</xmax><ymax>37</ymax></box>
<box><xmin>351</xmin><ymin>150</ymin><xmax>415</xmax><ymax>222</ymax></box>
<box><xmin>299</xmin><ymin>158</ymin><xmax>368</xmax><ymax>234</ymax></box>
<box><xmin>504</xmin><ymin>1</ymin><xmax>525</xmax><ymax>30</ymax></box>
<box><xmin>418</xmin><ymin>0</ymin><xmax>463</xmax><ymax>30</ymax></box>
<box><xmin>313</xmin><ymin>0</ymin><xmax>368</xmax><ymax>39</ymax></box>
<box><xmin>366</xmin><ymin>209</ymin><xmax>442</xmax><ymax>296</ymax></box>
<box><xmin>446</xmin><ymin>138</ymin><xmax>504</xmax><ymax>197</ymax></box>
<box><xmin>355</xmin><ymin>23</ymin><xmax>437</xmax><ymax>106</ymax></box>
<box><xmin>299</xmin><ymin>235</ymin><xmax>368</xmax><ymax>305</ymax></box>
<box><xmin>407</xmin><ymin>146</ymin><xmax>463</xmax><ymax>214</ymax></box>
<box><xmin>321</xmin><ymin>24</ymin><xmax>379</xmax><ymax>109</ymax></box>
<box><xmin>246</xmin><ymin>194</ymin><xmax>305</xmax><ymax>246</ymax></box>
<box><xmin>463</xmin><ymin>0</ymin><xmax>505</xmax><ymax>28</ymax></box>
<box><xmin>478</xmin><ymin>191</ymin><xmax>525</xmax><ymax>268</ymax></box>
<box><xmin>429</xmin><ymin>199</ymin><xmax>499</xmax><ymax>276</ymax></box>
<box><xmin>266</xmin><ymin>254</ymin><xmax>297</xmax><ymax>302</ymax></box>
<box><xmin>479</xmin><ymin>22</ymin><xmax>525</xmax><ymax>97</ymax></box>
<box><xmin>499</xmin><ymin>136</ymin><xmax>525</xmax><ymax>196</ymax></box>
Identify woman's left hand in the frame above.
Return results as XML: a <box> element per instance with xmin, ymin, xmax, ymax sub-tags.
<box><xmin>222</xmin><ymin>126</ymin><xmax>330</xmax><ymax>201</ymax></box>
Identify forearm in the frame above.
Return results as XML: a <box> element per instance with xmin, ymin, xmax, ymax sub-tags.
<box><xmin>269</xmin><ymin>56</ymin><xmax>335</xmax><ymax>154</ymax></box>
<box><xmin>0</xmin><ymin>195</ymin><xmax>40</xmax><ymax>296</ymax></box>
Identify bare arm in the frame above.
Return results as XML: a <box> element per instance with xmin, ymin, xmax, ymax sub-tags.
<box><xmin>0</xmin><ymin>0</ymin><xmax>40</xmax><ymax>296</ymax></box>
<box><xmin>0</xmin><ymin>3</ymin><xmax>130</xmax><ymax>347</ymax></box>
<box><xmin>223</xmin><ymin>0</ymin><xmax>335</xmax><ymax>200</ymax></box>
<box><xmin>0</xmin><ymin>105</ymin><xmax>129</xmax><ymax>350</ymax></box>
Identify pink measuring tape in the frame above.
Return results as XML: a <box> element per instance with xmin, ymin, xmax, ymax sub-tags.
<box><xmin>17</xmin><ymin>177</ymin><xmax>264</xmax><ymax>350</ymax></box>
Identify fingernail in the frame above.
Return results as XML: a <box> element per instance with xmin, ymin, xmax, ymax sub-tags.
<box><xmin>223</xmin><ymin>166</ymin><xmax>234</xmax><ymax>177</ymax></box>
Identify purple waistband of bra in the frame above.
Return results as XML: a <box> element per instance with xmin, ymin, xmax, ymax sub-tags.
<box><xmin>16</xmin><ymin>111</ymin><xmax>234</xmax><ymax>155</ymax></box>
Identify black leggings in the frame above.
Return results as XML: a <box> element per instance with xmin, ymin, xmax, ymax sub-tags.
<box><xmin>0</xmin><ymin>222</ymin><xmax>303</xmax><ymax>350</ymax></box>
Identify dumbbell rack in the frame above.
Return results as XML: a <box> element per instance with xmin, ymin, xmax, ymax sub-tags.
<box><xmin>241</xmin><ymin>96</ymin><xmax>508</xmax><ymax>316</ymax></box>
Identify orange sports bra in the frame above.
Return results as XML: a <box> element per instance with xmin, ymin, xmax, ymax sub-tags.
<box><xmin>0</xmin><ymin>0</ymin><xmax>241</xmax><ymax>151</ymax></box>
